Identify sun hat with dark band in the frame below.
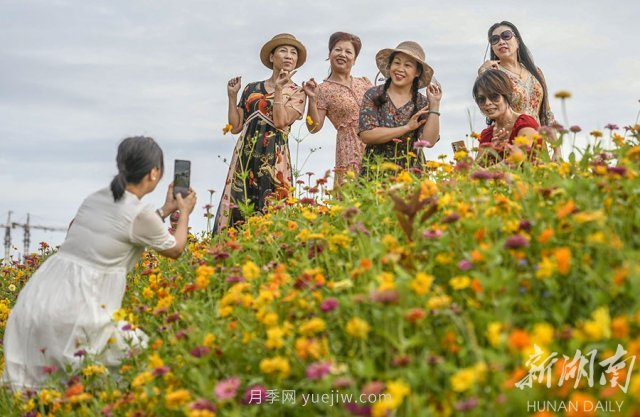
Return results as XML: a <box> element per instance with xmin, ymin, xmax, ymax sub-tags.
<box><xmin>375</xmin><ymin>41</ymin><xmax>434</xmax><ymax>88</ymax></box>
<box><xmin>260</xmin><ymin>33</ymin><xmax>307</xmax><ymax>69</ymax></box>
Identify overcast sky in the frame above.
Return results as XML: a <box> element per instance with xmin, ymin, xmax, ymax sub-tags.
<box><xmin>1</xmin><ymin>0</ymin><xmax>639</xmax><ymax>258</ymax></box>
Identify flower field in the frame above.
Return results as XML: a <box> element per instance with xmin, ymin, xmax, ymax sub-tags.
<box><xmin>2</xmin><ymin>125</ymin><xmax>640</xmax><ymax>416</ymax></box>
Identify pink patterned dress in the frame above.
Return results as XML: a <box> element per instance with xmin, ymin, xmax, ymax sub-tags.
<box><xmin>498</xmin><ymin>65</ymin><xmax>555</xmax><ymax>126</ymax></box>
<box><xmin>316</xmin><ymin>76</ymin><xmax>373</xmax><ymax>173</ymax></box>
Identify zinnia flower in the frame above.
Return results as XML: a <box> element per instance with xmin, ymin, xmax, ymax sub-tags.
<box><xmin>320</xmin><ymin>297</ymin><xmax>339</xmax><ymax>313</ymax></box>
<box><xmin>504</xmin><ymin>235</ymin><xmax>529</xmax><ymax>249</ymax></box>
<box><xmin>214</xmin><ymin>376</ymin><xmax>241</xmax><ymax>401</ymax></box>
<box><xmin>305</xmin><ymin>362</ymin><xmax>332</xmax><ymax>380</ymax></box>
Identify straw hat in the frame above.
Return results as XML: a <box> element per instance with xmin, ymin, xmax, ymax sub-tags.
<box><xmin>375</xmin><ymin>41</ymin><xmax>434</xmax><ymax>88</ymax></box>
<box><xmin>260</xmin><ymin>33</ymin><xmax>307</xmax><ymax>69</ymax></box>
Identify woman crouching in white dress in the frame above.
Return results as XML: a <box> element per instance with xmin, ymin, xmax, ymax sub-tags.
<box><xmin>2</xmin><ymin>136</ymin><xmax>197</xmax><ymax>390</ymax></box>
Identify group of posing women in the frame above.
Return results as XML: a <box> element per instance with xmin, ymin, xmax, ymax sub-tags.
<box><xmin>214</xmin><ymin>21</ymin><xmax>560</xmax><ymax>232</ymax></box>
<box><xmin>2</xmin><ymin>21</ymin><xmax>559</xmax><ymax>391</ymax></box>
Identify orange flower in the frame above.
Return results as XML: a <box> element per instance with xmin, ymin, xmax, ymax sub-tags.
<box><xmin>556</xmin><ymin>200</ymin><xmax>576</xmax><ymax>219</ymax></box>
<box><xmin>613</xmin><ymin>266</ymin><xmax>629</xmax><ymax>286</ymax></box>
<box><xmin>471</xmin><ymin>278</ymin><xmax>483</xmax><ymax>294</ymax></box>
<box><xmin>612</xmin><ymin>316</ymin><xmax>629</xmax><ymax>339</ymax></box>
<box><xmin>538</xmin><ymin>228</ymin><xmax>554</xmax><ymax>244</ymax></box>
<box><xmin>566</xmin><ymin>392</ymin><xmax>597</xmax><ymax>417</ymax></box>
<box><xmin>222</xmin><ymin>123</ymin><xmax>233</xmax><ymax>135</ymax></box>
<box><xmin>474</xmin><ymin>228</ymin><xmax>486</xmax><ymax>242</ymax></box>
<box><xmin>65</xmin><ymin>383</ymin><xmax>84</xmax><ymax>398</ymax></box>
<box><xmin>508</xmin><ymin>329</ymin><xmax>531</xmax><ymax>351</ymax></box>
<box><xmin>360</xmin><ymin>258</ymin><xmax>372</xmax><ymax>270</ymax></box>
<box><xmin>554</xmin><ymin>247</ymin><xmax>571</xmax><ymax>275</ymax></box>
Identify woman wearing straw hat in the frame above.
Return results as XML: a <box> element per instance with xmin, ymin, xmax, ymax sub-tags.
<box><xmin>214</xmin><ymin>33</ymin><xmax>307</xmax><ymax>232</ymax></box>
<box><xmin>302</xmin><ymin>32</ymin><xmax>372</xmax><ymax>184</ymax></box>
<box><xmin>358</xmin><ymin>41</ymin><xmax>442</xmax><ymax>171</ymax></box>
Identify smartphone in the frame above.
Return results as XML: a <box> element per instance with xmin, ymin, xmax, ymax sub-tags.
<box><xmin>173</xmin><ymin>159</ymin><xmax>191</xmax><ymax>198</ymax></box>
<box><xmin>451</xmin><ymin>141</ymin><xmax>467</xmax><ymax>152</ymax></box>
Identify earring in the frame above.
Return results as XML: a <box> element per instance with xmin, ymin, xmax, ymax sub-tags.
<box><xmin>152</xmin><ymin>176</ymin><xmax>157</xmax><ymax>180</ymax></box>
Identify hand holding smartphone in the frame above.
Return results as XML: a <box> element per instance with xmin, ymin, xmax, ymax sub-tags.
<box><xmin>173</xmin><ymin>159</ymin><xmax>191</xmax><ymax>198</ymax></box>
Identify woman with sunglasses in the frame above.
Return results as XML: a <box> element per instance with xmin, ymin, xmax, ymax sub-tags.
<box><xmin>473</xmin><ymin>69</ymin><xmax>546</xmax><ymax>165</ymax></box>
<box><xmin>478</xmin><ymin>21</ymin><xmax>560</xmax><ymax>160</ymax></box>
<box><xmin>303</xmin><ymin>32</ymin><xmax>372</xmax><ymax>184</ymax></box>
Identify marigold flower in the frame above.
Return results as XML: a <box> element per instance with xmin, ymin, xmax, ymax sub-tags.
<box><xmin>166</xmin><ymin>389</ymin><xmax>192</xmax><ymax>409</ymax></box>
<box><xmin>554</xmin><ymin>247</ymin><xmax>572</xmax><ymax>275</ymax></box>
<box><xmin>346</xmin><ymin>317</ymin><xmax>371</xmax><ymax>339</ymax></box>
<box><xmin>222</xmin><ymin>123</ymin><xmax>233</xmax><ymax>135</ymax></box>
<box><xmin>508</xmin><ymin>329</ymin><xmax>531</xmax><ymax>351</ymax></box>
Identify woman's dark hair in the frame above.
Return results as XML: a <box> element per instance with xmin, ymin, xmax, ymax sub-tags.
<box><xmin>473</xmin><ymin>69</ymin><xmax>514</xmax><ymax>125</ymax></box>
<box><xmin>374</xmin><ymin>52</ymin><xmax>423</xmax><ymax>118</ymax></box>
<box><xmin>329</xmin><ymin>32</ymin><xmax>362</xmax><ymax>57</ymax></box>
<box><xmin>488</xmin><ymin>21</ymin><xmax>550</xmax><ymax>125</ymax></box>
<box><xmin>110</xmin><ymin>136</ymin><xmax>164</xmax><ymax>202</ymax></box>
<box><xmin>473</xmin><ymin>69</ymin><xmax>514</xmax><ymax>107</ymax></box>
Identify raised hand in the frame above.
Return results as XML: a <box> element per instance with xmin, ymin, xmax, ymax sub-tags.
<box><xmin>479</xmin><ymin>60</ymin><xmax>500</xmax><ymax>74</ymax></box>
<box><xmin>302</xmin><ymin>78</ymin><xmax>318</xmax><ymax>98</ymax></box>
<box><xmin>227</xmin><ymin>76</ymin><xmax>242</xmax><ymax>97</ymax></box>
<box><xmin>491</xmin><ymin>127</ymin><xmax>510</xmax><ymax>150</ymax></box>
<box><xmin>427</xmin><ymin>82</ymin><xmax>442</xmax><ymax>104</ymax></box>
<box><xmin>176</xmin><ymin>189</ymin><xmax>197</xmax><ymax>215</ymax></box>
<box><xmin>405</xmin><ymin>106</ymin><xmax>430</xmax><ymax>131</ymax></box>
<box><xmin>275</xmin><ymin>69</ymin><xmax>297</xmax><ymax>91</ymax></box>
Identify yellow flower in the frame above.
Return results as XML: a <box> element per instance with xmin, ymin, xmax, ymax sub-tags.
<box><xmin>112</xmin><ymin>308</ymin><xmax>127</xmax><ymax>321</ymax></box>
<box><xmin>306</xmin><ymin>115</ymin><xmax>314</xmax><ymax>125</ymax></box>
<box><xmin>410</xmin><ymin>272</ymin><xmax>434</xmax><ymax>295</ymax></box>
<box><xmin>531</xmin><ymin>322</ymin><xmax>554</xmax><ymax>347</ymax></box>
<box><xmin>222</xmin><ymin>123</ymin><xmax>233</xmax><ymax>135</ymax></box>
<box><xmin>486</xmin><ymin>322</ymin><xmax>503</xmax><ymax>347</ymax></box>
<box><xmin>450</xmin><ymin>367</ymin><xmax>477</xmax><ymax>392</ymax></box>
<box><xmin>142</xmin><ymin>286</ymin><xmax>154</xmax><ymax>299</ymax></box>
<box><xmin>329</xmin><ymin>233</ymin><xmax>352</xmax><ymax>251</ymax></box>
<box><xmin>427</xmin><ymin>294</ymin><xmax>451</xmax><ymax>310</ymax></box>
<box><xmin>188</xmin><ymin>410</ymin><xmax>216</xmax><ymax>417</ymax></box>
<box><xmin>346</xmin><ymin>317</ymin><xmax>371</xmax><ymax>339</ymax></box>
<box><xmin>82</xmin><ymin>364</ymin><xmax>106</xmax><ymax>377</ymax></box>
<box><xmin>380</xmin><ymin>162</ymin><xmax>401</xmax><ymax>171</ymax></box>
<box><xmin>203</xmin><ymin>333</ymin><xmax>216</xmax><ymax>348</ymax></box>
<box><xmin>514</xmin><ymin>135</ymin><xmax>533</xmax><ymax>147</ymax></box>
<box><xmin>395</xmin><ymin>171</ymin><xmax>413</xmax><ymax>184</ymax></box>
<box><xmin>535</xmin><ymin>256</ymin><xmax>556</xmax><ymax>279</ymax></box>
<box><xmin>449</xmin><ymin>275</ymin><xmax>471</xmax><ymax>290</ymax></box>
<box><xmin>165</xmin><ymin>389</ymin><xmax>192</xmax><ymax>409</ymax></box>
<box><xmin>299</xmin><ymin>318</ymin><xmax>326</xmax><ymax>335</ymax></box>
<box><xmin>590</xmin><ymin>130</ymin><xmax>603</xmax><ymax>138</ymax></box>
<box><xmin>580</xmin><ymin>307</ymin><xmax>611</xmax><ymax>341</ymax></box>
<box><xmin>554</xmin><ymin>90</ymin><xmax>571</xmax><ymax>99</ymax></box>
<box><xmin>302</xmin><ymin>209</ymin><xmax>318</xmax><ymax>221</ymax></box>
<box><xmin>435</xmin><ymin>253</ymin><xmax>453</xmax><ymax>265</ymax></box>
<box><xmin>148</xmin><ymin>352</ymin><xmax>164</xmax><ymax>369</ymax></box>
<box><xmin>386</xmin><ymin>380</ymin><xmax>411</xmax><ymax>405</ymax></box>
<box><xmin>132</xmin><ymin>371</ymin><xmax>154</xmax><ymax>388</ymax></box>
<box><xmin>377</xmin><ymin>272</ymin><xmax>396</xmax><ymax>291</ymax></box>
<box><xmin>266</xmin><ymin>326</ymin><xmax>286</xmax><ymax>349</ymax></box>
<box><xmin>259</xmin><ymin>356</ymin><xmax>291</xmax><ymax>378</ymax></box>
<box><xmin>419</xmin><ymin>179</ymin><xmax>438</xmax><ymax>201</ymax></box>
<box><xmin>242</xmin><ymin>260</ymin><xmax>261</xmax><ymax>280</ymax></box>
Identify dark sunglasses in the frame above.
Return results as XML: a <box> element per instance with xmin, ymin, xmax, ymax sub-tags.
<box><xmin>489</xmin><ymin>30</ymin><xmax>515</xmax><ymax>45</ymax></box>
<box><xmin>475</xmin><ymin>93</ymin><xmax>502</xmax><ymax>105</ymax></box>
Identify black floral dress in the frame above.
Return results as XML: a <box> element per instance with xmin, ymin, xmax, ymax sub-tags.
<box><xmin>214</xmin><ymin>81</ymin><xmax>306</xmax><ymax>232</ymax></box>
<box><xmin>358</xmin><ymin>85</ymin><xmax>429</xmax><ymax>171</ymax></box>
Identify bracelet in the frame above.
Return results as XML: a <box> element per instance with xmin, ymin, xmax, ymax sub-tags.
<box><xmin>156</xmin><ymin>208</ymin><xmax>166</xmax><ymax>223</ymax></box>
<box><xmin>428</xmin><ymin>110</ymin><xmax>441</xmax><ymax>116</ymax></box>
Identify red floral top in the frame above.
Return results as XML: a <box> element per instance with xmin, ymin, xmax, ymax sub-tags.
<box><xmin>480</xmin><ymin>114</ymin><xmax>539</xmax><ymax>145</ymax></box>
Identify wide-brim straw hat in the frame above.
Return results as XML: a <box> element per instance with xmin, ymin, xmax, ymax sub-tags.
<box><xmin>260</xmin><ymin>33</ymin><xmax>307</xmax><ymax>69</ymax></box>
<box><xmin>375</xmin><ymin>41</ymin><xmax>434</xmax><ymax>88</ymax></box>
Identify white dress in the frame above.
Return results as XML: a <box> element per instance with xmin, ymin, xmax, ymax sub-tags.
<box><xmin>1</xmin><ymin>188</ymin><xmax>176</xmax><ymax>390</ymax></box>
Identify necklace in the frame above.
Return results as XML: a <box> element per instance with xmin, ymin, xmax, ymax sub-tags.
<box><xmin>495</xmin><ymin>114</ymin><xmax>516</xmax><ymax>135</ymax></box>
<box><xmin>500</xmin><ymin>63</ymin><xmax>525</xmax><ymax>80</ymax></box>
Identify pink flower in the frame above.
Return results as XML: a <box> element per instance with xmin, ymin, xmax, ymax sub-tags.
<box><xmin>320</xmin><ymin>297</ymin><xmax>339</xmax><ymax>312</ymax></box>
<box><xmin>214</xmin><ymin>376</ymin><xmax>241</xmax><ymax>401</ymax></box>
<box><xmin>504</xmin><ymin>234</ymin><xmax>529</xmax><ymax>249</ymax></box>
<box><xmin>569</xmin><ymin>125</ymin><xmax>582</xmax><ymax>133</ymax></box>
<box><xmin>605</xmin><ymin>123</ymin><xmax>619</xmax><ymax>130</ymax></box>
<box><xmin>458</xmin><ymin>260</ymin><xmax>473</xmax><ymax>271</ymax></box>
<box><xmin>413</xmin><ymin>140</ymin><xmax>430</xmax><ymax>149</ymax></box>
<box><xmin>190</xmin><ymin>345</ymin><xmax>211</xmax><ymax>358</ymax></box>
<box><xmin>153</xmin><ymin>366</ymin><xmax>170</xmax><ymax>377</ymax></box>
<box><xmin>243</xmin><ymin>384</ymin><xmax>268</xmax><ymax>405</ymax></box>
<box><xmin>306</xmin><ymin>362</ymin><xmax>332</xmax><ymax>380</ymax></box>
<box><xmin>423</xmin><ymin>229</ymin><xmax>443</xmax><ymax>239</ymax></box>
<box><xmin>189</xmin><ymin>398</ymin><xmax>217</xmax><ymax>412</ymax></box>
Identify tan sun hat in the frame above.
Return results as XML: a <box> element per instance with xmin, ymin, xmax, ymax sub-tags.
<box><xmin>260</xmin><ymin>33</ymin><xmax>307</xmax><ymax>69</ymax></box>
<box><xmin>375</xmin><ymin>41</ymin><xmax>434</xmax><ymax>88</ymax></box>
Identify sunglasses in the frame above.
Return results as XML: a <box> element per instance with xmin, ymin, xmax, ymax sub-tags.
<box><xmin>489</xmin><ymin>30</ymin><xmax>515</xmax><ymax>45</ymax></box>
<box><xmin>475</xmin><ymin>93</ymin><xmax>503</xmax><ymax>105</ymax></box>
